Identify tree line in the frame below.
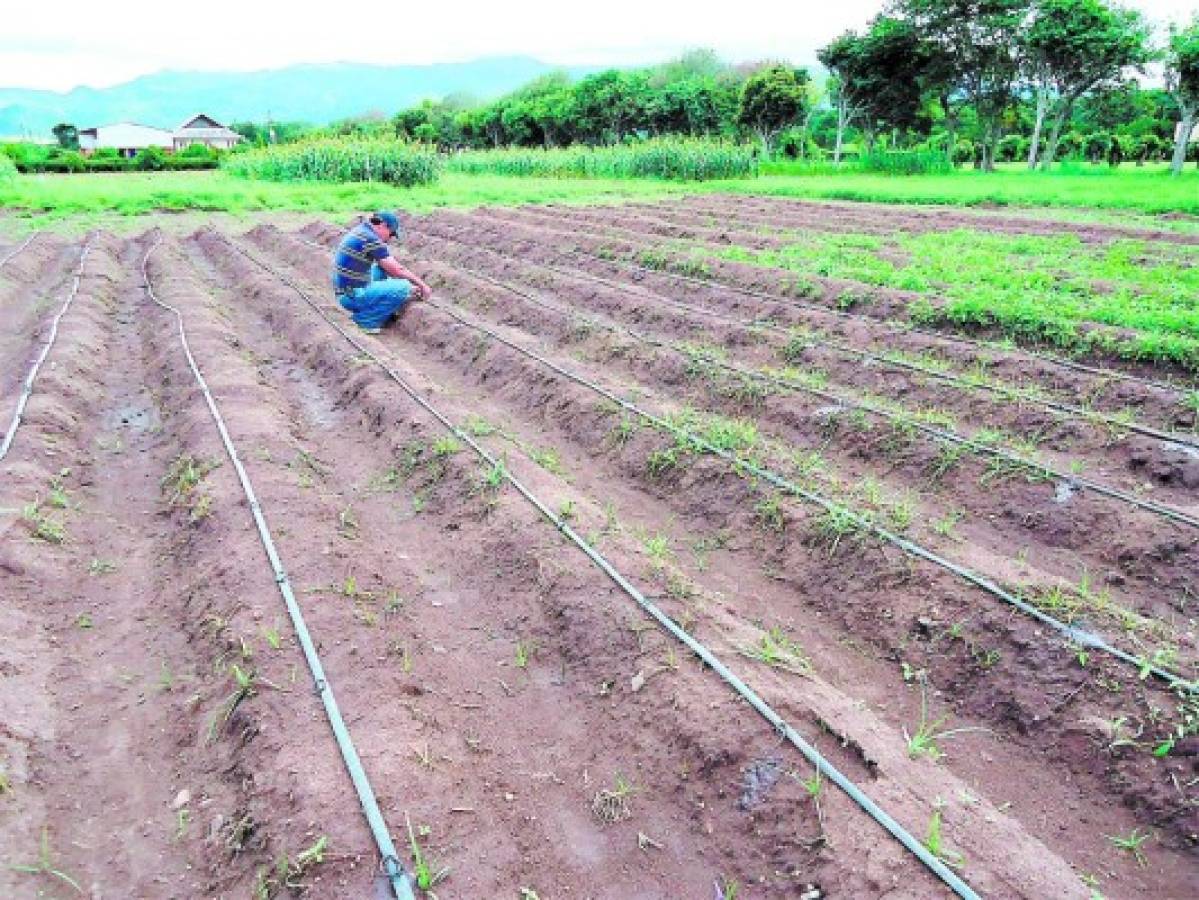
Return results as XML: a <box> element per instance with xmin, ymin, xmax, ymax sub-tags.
<box><xmin>224</xmin><ymin>3</ymin><xmax>1197</xmax><ymax>177</ymax></box>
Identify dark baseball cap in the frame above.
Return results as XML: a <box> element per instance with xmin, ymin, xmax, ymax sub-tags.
<box><xmin>371</xmin><ymin>210</ymin><xmax>401</xmax><ymax>236</ymax></box>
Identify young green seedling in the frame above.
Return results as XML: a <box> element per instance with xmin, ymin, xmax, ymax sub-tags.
<box><xmin>7</xmin><ymin>827</ymin><xmax>83</xmax><ymax>895</ymax></box>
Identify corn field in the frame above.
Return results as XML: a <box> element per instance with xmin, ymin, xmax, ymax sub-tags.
<box><xmin>445</xmin><ymin>139</ymin><xmax>759</xmax><ymax>181</ymax></box>
<box><xmin>222</xmin><ymin>140</ymin><xmax>441</xmax><ymax>186</ymax></box>
<box><xmin>860</xmin><ymin>149</ymin><xmax>954</xmax><ymax>175</ymax></box>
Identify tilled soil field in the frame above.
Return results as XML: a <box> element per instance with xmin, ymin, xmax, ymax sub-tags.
<box><xmin>1</xmin><ymin>198</ymin><xmax>1196</xmax><ymax>900</ymax></box>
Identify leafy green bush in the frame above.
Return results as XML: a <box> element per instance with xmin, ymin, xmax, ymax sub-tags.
<box><xmin>446</xmin><ymin>138</ymin><xmax>758</xmax><ymax>181</ymax></box>
<box><xmin>222</xmin><ymin>139</ymin><xmax>440</xmax><ymax>186</ymax></box>
<box><xmin>136</xmin><ymin>147</ymin><xmax>167</xmax><ymax>171</ymax></box>
<box><xmin>861</xmin><ymin>149</ymin><xmax>954</xmax><ymax>175</ymax></box>
<box><xmin>178</xmin><ymin>143</ymin><xmax>217</xmax><ymax>159</ymax></box>
<box><xmin>0</xmin><ymin>154</ymin><xmax>16</xmax><ymax>181</ymax></box>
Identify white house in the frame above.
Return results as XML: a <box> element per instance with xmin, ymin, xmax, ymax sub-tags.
<box><xmin>173</xmin><ymin>114</ymin><xmax>242</xmax><ymax>151</ymax></box>
<box><xmin>78</xmin><ymin>122</ymin><xmax>173</xmax><ymax>157</ymax></box>
<box><xmin>78</xmin><ymin>113</ymin><xmax>242</xmax><ymax>156</ymax></box>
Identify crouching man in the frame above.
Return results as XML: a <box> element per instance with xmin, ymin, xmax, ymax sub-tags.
<box><xmin>331</xmin><ymin>210</ymin><xmax>433</xmax><ymax>334</ymax></box>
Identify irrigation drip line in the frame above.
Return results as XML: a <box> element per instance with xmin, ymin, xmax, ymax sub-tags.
<box><xmin>0</xmin><ymin>231</ymin><xmax>39</xmax><ymax>268</ymax></box>
<box><xmin>437</xmin><ymin>216</ymin><xmax>1199</xmax><ymax>446</ymax></box>
<box><xmin>140</xmin><ymin>236</ymin><xmax>416</xmax><ymax>900</ymax></box>
<box><xmin>268</xmin><ymin>232</ymin><xmax>1195</xmax><ymax>693</ymax></box>
<box><xmin>485</xmin><ymin>206</ymin><xmax>1193</xmax><ymax>396</ymax></box>
<box><xmin>0</xmin><ymin>237</ymin><xmax>92</xmax><ymax>465</ymax></box>
<box><xmin>415</xmin><ymin>233</ymin><xmax>1199</xmax><ymax>532</ymax></box>
<box><xmin>221</xmin><ymin>232</ymin><xmax>984</xmax><ymax>900</ymax></box>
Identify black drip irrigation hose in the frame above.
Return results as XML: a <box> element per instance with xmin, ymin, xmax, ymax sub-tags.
<box><xmin>219</xmin><ymin>231</ymin><xmax>986</xmax><ymax>900</ymax></box>
<box><xmin>141</xmin><ymin>236</ymin><xmax>416</xmax><ymax>900</ymax></box>
<box><xmin>413</xmin><ymin>232</ymin><xmax>1199</xmax><ymax>533</ymax></box>
<box><xmin>0</xmin><ymin>231</ymin><xmax>39</xmax><ymax>268</ymax></box>
<box><xmin>485</xmin><ymin>206</ymin><xmax>1193</xmax><ymax>397</ymax></box>
<box><xmin>0</xmin><ymin>236</ymin><xmax>92</xmax><ymax>464</ymax></box>
<box><xmin>441</xmin><ymin>216</ymin><xmax>1199</xmax><ymax>450</ymax></box>
<box><xmin>267</xmin><ymin>231</ymin><xmax>1196</xmax><ymax>694</ymax></box>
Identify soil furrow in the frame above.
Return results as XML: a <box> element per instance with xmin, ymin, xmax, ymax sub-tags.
<box><xmin>467</xmin><ymin>204</ymin><xmax>1199</xmax><ymax>387</ymax></box>
<box><xmin>178</xmin><ymin>229</ymin><xmax>985</xmax><ymax>898</ymax></box>
<box><xmin>283</xmin><ymin>223</ymin><xmax>1199</xmax><ymax>663</ymax></box>
<box><xmin>227</xmin><ymin>224</ymin><xmax>1195</xmax><ymax>893</ymax></box>
<box><xmin>409</xmin><ymin>210</ymin><xmax>1199</xmax><ymax>489</ymax></box>
<box><xmin>0</xmin><ymin>234</ymin><xmax>91</xmax><ymax>404</ymax></box>
<box><xmin>670</xmin><ymin>194</ymin><xmax>1199</xmax><ymax>248</ymax></box>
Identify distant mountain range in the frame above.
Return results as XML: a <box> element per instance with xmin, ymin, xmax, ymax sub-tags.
<box><xmin>0</xmin><ymin>57</ymin><xmax>598</xmax><ymax>139</ymax></box>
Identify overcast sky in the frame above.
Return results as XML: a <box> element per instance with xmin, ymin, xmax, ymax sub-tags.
<box><xmin>4</xmin><ymin>0</ymin><xmax>1196</xmax><ymax>92</ymax></box>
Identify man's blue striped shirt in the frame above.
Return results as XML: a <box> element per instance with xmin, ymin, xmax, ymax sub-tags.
<box><xmin>331</xmin><ymin>222</ymin><xmax>391</xmax><ymax>293</ymax></box>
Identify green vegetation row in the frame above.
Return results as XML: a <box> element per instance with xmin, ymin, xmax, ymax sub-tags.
<box><xmin>4</xmin><ymin>142</ymin><xmax>219</xmax><ymax>174</ymax></box>
<box><xmin>696</xmin><ymin>227</ymin><xmax>1199</xmax><ymax>369</ymax></box>
<box><xmin>444</xmin><ymin>140</ymin><xmax>759</xmax><ymax>181</ymax></box>
<box><xmin>222</xmin><ymin>139</ymin><xmax>441</xmax><ymax>187</ymax></box>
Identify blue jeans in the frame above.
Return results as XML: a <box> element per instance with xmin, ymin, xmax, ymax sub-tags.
<box><xmin>336</xmin><ymin>265</ymin><xmax>412</xmax><ymax>328</ymax></box>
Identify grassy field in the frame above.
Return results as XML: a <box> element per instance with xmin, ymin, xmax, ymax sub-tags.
<box><xmin>704</xmin><ymin>226</ymin><xmax>1199</xmax><ymax>367</ymax></box>
<box><xmin>740</xmin><ymin>162</ymin><xmax>1199</xmax><ymax>216</ymax></box>
<box><xmin>0</xmin><ymin>171</ymin><xmax>694</xmax><ymax>231</ymax></box>
<box><xmin>4</xmin><ymin>163</ymin><xmax>1199</xmax><ymax>235</ymax></box>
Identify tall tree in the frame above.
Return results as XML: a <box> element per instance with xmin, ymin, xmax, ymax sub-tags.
<box><xmin>1022</xmin><ymin>0</ymin><xmax>1151</xmax><ymax>168</ymax></box>
<box><xmin>894</xmin><ymin>0</ymin><xmax>1031</xmax><ymax>170</ymax></box>
<box><xmin>1165</xmin><ymin>16</ymin><xmax>1199</xmax><ymax>175</ymax></box>
<box><xmin>51</xmin><ymin>123</ymin><xmax>79</xmax><ymax>150</ymax></box>
<box><xmin>819</xmin><ymin>17</ymin><xmax>929</xmax><ymax>161</ymax></box>
<box><xmin>572</xmin><ymin>70</ymin><xmax>652</xmax><ymax>144</ymax></box>
<box><xmin>737</xmin><ymin>65</ymin><xmax>810</xmax><ymax>154</ymax></box>
<box><xmin>818</xmin><ymin>33</ymin><xmax>868</xmax><ymax>165</ymax></box>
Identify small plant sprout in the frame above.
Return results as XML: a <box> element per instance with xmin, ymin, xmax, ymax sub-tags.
<box><xmin>932</xmin><ymin>509</ymin><xmax>964</xmax><ymax>540</ymax></box>
<box><xmin>531</xmin><ymin>446</ymin><xmax>565</xmax><ymax>475</ymax></box>
<box><xmin>1106</xmin><ymin>828</ymin><xmax>1151</xmax><ymax>867</ymax></box>
<box><xmin>717</xmin><ymin>875</ymin><xmax>741</xmax><ymax>900</ymax></box>
<box><xmin>642</xmin><ymin>532</ymin><xmax>673</xmax><ymax>569</ymax></box>
<box><xmin>7</xmin><ymin>827</ymin><xmax>83</xmax><ymax>895</ymax></box>
<box><xmin>754</xmin><ymin>494</ymin><xmax>785</xmax><ymax>532</ymax></box>
<box><xmin>479</xmin><ymin>458</ymin><xmax>507</xmax><ymax>492</ymax></box>
<box><xmin>905</xmin><ymin>680</ymin><xmax>990</xmax><ymax>763</ymax></box>
<box><xmin>175</xmin><ymin>808</ymin><xmax>190</xmax><ymax>841</ymax></box>
<box><xmin>22</xmin><ymin>499</ymin><xmax>67</xmax><ymax>544</ymax></box>
<box><xmin>557</xmin><ymin>499</ymin><xmax>576</xmax><ymax>522</ymax></box>
<box><xmin>413</xmin><ymin>742</ymin><xmax>435</xmax><ymax>769</ymax></box>
<box><xmin>405</xmin><ymin>814</ymin><xmax>449</xmax><ymax>894</ymax></box>
<box><xmin>208</xmin><ymin>664</ymin><xmax>257</xmax><ymax>741</ymax></box>
<box><xmin>0</xmin><ymin>768</ymin><xmax>11</xmax><ymax>796</ymax></box>
<box><xmin>813</xmin><ymin>506</ymin><xmax>863</xmax><ymax>556</ymax></box>
<box><xmin>337</xmin><ymin>505</ymin><xmax>359</xmax><ymax>539</ymax></box>
<box><xmin>163</xmin><ymin>454</ymin><xmax>219</xmax><ymax>515</ymax></box>
<box><xmin>514</xmin><ymin>640</ymin><xmax>536</xmax><ymax>669</ymax></box>
<box><xmin>432</xmin><ymin>435</ymin><xmax>461</xmax><ymax>458</ymax></box>
<box><xmin>158</xmin><ymin>660</ymin><xmax>175</xmax><ymax>692</ymax></box>
<box><xmin>591</xmin><ymin>773</ymin><xmax>636</xmax><ymax>824</ymax></box>
<box><xmin>925</xmin><ymin>805</ymin><xmax>965</xmax><ymax>869</ymax></box>
<box><xmin>464</xmin><ymin>415</ymin><xmax>495</xmax><ymax>436</ymax></box>
<box><xmin>797</xmin><ymin>765</ymin><xmax>823</xmax><ymax>800</ymax></box>
<box><xmin>262</xmin><ymin>623</ymin><xmax>282</xmax><ymax>651</ymax></box>
<box><xmin>645</xmin><ymin>446</ymin><xmax>680</xmax><ymax>477</ymax></box>
<box><xmin>88</xmin><ymin>558</ymin><xmax>117</xmax><ymax>575</ymax></box>
<box><xmin>47</xmin><ymin>472</ymin><xmax>71</xmax><ymax>509</ymax></box>
<box><xmin>738</xmin><ymin>626</ymin><xmax>812</xmax><ymax>676</ymax></box>
<box><xmin>610</xmin><ymin>415</ymin><xmax>637</xmax><ymax>446</ymax></box>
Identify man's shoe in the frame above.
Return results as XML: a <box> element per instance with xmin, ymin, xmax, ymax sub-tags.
<box><xmin>358</xmin><ymin>325</ymin><xmax>383</xmax><ymax>335</ymax></box>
